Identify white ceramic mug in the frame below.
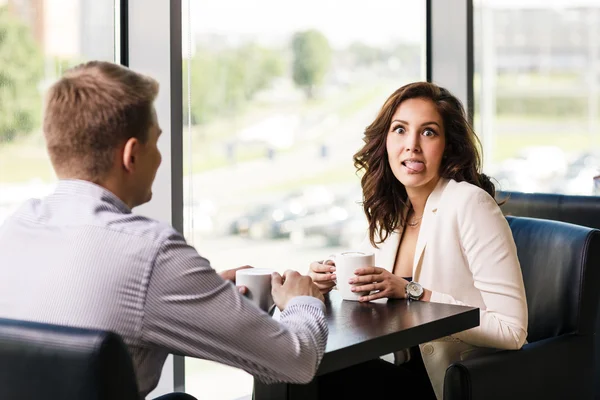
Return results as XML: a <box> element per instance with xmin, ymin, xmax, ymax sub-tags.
<box><xmin>325</xmin><ymin>251</ymin><xmax>375</xmax><ymax>301</ymax></box>
<box><xmin>236</xmin><ymin>268</ymin><xmax>275</xmax><ymax>312</ymax></box>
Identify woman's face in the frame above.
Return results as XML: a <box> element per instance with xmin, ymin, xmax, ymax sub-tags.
<box><xmin>386</xmin><ymin>97</ymin><xmax>446</xmax><ymax>192</ymax></box>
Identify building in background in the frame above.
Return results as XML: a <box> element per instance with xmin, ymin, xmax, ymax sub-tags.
<box><xmin>3</xmin><ymin>0</ymin><xmax>113</xmax><ymax>63</ymax></box>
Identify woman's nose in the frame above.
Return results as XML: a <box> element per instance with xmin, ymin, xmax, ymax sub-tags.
<box><xmin>404</xmin><ymin>131</ymin><xmax>420</xmax><ymax>152</ymax></box>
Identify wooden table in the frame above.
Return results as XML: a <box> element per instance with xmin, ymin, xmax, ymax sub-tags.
<box><xmin>253</xmin><ymin>291</ymin><xmax>479</xmax><ymax>400</ymax></box>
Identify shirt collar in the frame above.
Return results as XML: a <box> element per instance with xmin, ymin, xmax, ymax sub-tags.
<box><xmin>53</xmin><ymin>179</ymin><xmax>132</xmax><ymax>214</ymax></box>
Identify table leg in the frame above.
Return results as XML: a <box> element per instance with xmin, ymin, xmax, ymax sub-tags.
<box><xmin>253</xmin><ymin>379</ymin><xmax>318</xmax><ymax>400</ymax></box>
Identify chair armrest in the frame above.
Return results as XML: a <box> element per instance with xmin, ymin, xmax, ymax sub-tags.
<box><xmin>444</xmin><ymin>333</ymin><xmax>593</xmax><ymax>400</ymax></box>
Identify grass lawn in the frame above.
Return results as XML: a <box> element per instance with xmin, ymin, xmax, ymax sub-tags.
<box><xmin>0</xmin><ymin>98</ymin><xmax>597</xmax><ymax>186</ymax></box>
<box><xmin>0</xmin><ymin>133</ymin><xmax>55</xmax><ymax>184</ymax></box>
<box><xmin>182</xmin><ymin>82</ymin><xmax>392</xmax><ymax>175</ymax></box>
<box><xmin>258</xmin><ymin>164</ymin><xmax>360</xmax><ymax>194</ymax></box>
<box><xmin>490</xmin><ymin>132</ymin><xmax>595</xmax><ymax>162</ymax></box>
<box><xmin>1</xmin><ymin>127</ymin><xmax>595</xmax><ymax>185</ymax></box>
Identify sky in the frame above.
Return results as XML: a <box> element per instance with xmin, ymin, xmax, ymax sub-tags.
<box><xmin>478</xmin><ymin>0</ymin><xmax>600</xmax><ymax>7</ymax></box>
<box><xmin>183</xmin><ymin>0</ymin><xmax>600</xmax><ymax>50</ymax></box>
<box><xmin>184</xmin><ymin>0</ymin><xmax>426</xmax><ymax>49</ymax></box>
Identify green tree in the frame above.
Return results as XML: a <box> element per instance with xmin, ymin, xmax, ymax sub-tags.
<box><xmin>184</xmin><ymin>44</ymin><xmax>284</xmax><ymax>126</ymax></box>
<box><xmin>347</xmin><ymin>42</ymin><xmax>382</xmax><ymax>67</ymax></box>
<box><xmin>0</xmin><ymin>6</ymin><xmax>44</xmax><ymax>143</ymax></box>
<box><xmin>291</xmin><ymin>30</ymin><xmax>332</xmax><ymax>98</ymax></box>
<box><xmin>237</xmin><ymin>43</ymin><xmax>284</xmax><ymax>100</ymax></box>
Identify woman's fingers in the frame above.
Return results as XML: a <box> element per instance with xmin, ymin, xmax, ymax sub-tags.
<box><xmin>351</xmin><ymin>282</ymin><xmax>384</xmax><ymax>293</ymax></box>
<box><xmin>353</xmin><ymin>266</ymin><xmax>384</xmax><ymax>275</ymax></box>
<box><xmin>310</xmin><ymin>261</ymin><xmax>336</xmax><ymax>273</ymax></box>
<box><xmin>309</xmin><ymin>261</ymin><xmax>337</xmax><ymax>290</ymax></box>
<box><xmin>348</xmin><ymin>274</ymin><xmax>379</xmax><ymax>284</ymax></box>
<box><xmin>310</xmin><ymin>272</ymin><xmax>336</xmax><ymax>282</ymax></box>
<box><xmin>316</xmin><ymin>281</ymin><xmax>336</xmax><ymax>293</ymax></box>
<box><xmin>359</xmin><ymin>290</ymin><xmax>388</xmax><ymax>302</ymax></box>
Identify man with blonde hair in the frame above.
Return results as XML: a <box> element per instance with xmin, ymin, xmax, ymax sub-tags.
<box><xmin>0</xmin><ymin>61</ymin><xmax>327</xmax><ymax>400</ymax></box>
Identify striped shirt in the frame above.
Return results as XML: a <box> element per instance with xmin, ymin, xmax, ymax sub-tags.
<box><xmin>0</xmin><ymin>180</ymin><xmax>328</xmax><ymax>397</ymax></box>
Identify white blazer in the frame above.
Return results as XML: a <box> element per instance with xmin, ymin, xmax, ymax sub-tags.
<box><xmin>358</xmin><ymin>178</ymin><xmax>528</xmax><ymax>399</ymax></box>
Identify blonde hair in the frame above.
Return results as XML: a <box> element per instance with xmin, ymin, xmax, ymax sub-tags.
<box><xmin>43</xmin><ymin>61</ymin><xmax>159</xmax><ymax>180</ymax></box>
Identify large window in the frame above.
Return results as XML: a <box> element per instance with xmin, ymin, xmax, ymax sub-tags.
<box><xmin>474</xmin><ymin>0</ymin><xmax>600</xmax><ymax>195</ymax></box>
<box><xmin>181</xmin><ymin>0</ymin><xmax>426</xmax><ymax>398</ymax></box>
<box><xmin>0</xmin><ymin>0</ymin><xmax>116</xmax><ymax>223</ymax></box>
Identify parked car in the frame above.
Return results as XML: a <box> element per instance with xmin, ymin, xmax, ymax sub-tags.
<box><xmin>228</xmin><ymin>185</ymin><xmax>336</xmax><ymax>240</ymax></box>
<box><xmin>289</xmin><ymin>186</ymin><xmax>367</xmax><ymax>248</ymax></box>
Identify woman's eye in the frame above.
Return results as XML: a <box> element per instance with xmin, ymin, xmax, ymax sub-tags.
<box><xmin>423</xmin><ymin>129</ymin><xmax>436</xmax><ymax>137</ymax></box>
<box><xmin>393</xmin><ymin>126</ymin><xmax>405</xmax><ymax>134</ymax></box>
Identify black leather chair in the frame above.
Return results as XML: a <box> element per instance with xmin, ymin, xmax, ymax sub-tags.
<box><xmin>497</xmin><ymin>191</ymin><xmax>600</xmax><ymax>399</ymax></box>
<box><xmin>0</xmin><ymin>318</ymin><xmax>139</xmax><ymax>400</ymax></box>
<box><xmin>444</xmin><ymin>216</ymin><xmax>600</xmax><ymax>400</ymax></box>
<box><xmin>496</xmin><ymin>190</ymin><xmax>600</xmax><ymax>229</ymax></box>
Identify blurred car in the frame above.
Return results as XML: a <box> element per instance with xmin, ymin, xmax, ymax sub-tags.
<box><xmin>562</xmin><ymin>151</ymin><xmax>600</xmax><ymax>195</ymax></box>
<box><xmin>563</xmin><ymin>166</ymin><xmax>600</xmax><ymax>195</ymax></box>
<box><xmin>492</xmin><ymin>145</ymin><xmax>568</xmax><ymax>193</ymax></box>
<box><xmin>320</xmin><ymin>205</ymin><xmax>367</xmax><ymax>248</ymax></box>
<box><xmin>289</xmin><ymin>186</ymin><xmax>368</xmax><ymax>248</ymax></box>
<box><xmin>246</xmin><ymin>203</ymin><xmax>299</xmax><ymax>240</ymax></box>
<box><xmin>228</xmin><ymin>185</ymin><xmax>336</xmax><ymax>240</ymax></box>
<box><xmin>228</xmin><ymin>204</ymin><xmax>274</xmax><ymax>235</ymax></box>
<box><xmin>183</xmin><ymin>198</ymin><xmax>217</xmax><ymax>235</ymax></box>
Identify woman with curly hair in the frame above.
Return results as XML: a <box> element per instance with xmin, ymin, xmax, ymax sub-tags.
<box><xmin>309</xmin><ymin>82</ymin><xmax>528</xmax><ymax>399</ymax></box>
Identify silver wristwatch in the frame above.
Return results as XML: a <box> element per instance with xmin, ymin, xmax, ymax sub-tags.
<box><xmin>405</xmin><ymin>281</ymin><xmax>424</xmax><ymax>301</ymax></box>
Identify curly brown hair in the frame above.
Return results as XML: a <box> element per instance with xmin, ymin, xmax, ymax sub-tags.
<box><xmin>353</xmin><ymin>81</ymin><xmax>495</xmax><ymax>246</ymax></box>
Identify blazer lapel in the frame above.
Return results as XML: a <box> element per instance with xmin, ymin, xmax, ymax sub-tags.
<box><xmin>412</xmin><ymin>178</ymin><xmax>449</xmax><ymax>278</ymax></box>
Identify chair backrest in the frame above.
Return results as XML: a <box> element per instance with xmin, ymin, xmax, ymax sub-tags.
<box><xmin>498</xmin><ymin>191</ymin><xmax>600</xmax><ymax>230</ymax></box>
<box><xmin>507</xmin><ymin>216</ymin><xmax>600</xmax><ymax>342</ymax></box>
<box><xmin>0</xmin><ymin>318</ymin><xmax>139</xmax><ymax>400</ymax></box>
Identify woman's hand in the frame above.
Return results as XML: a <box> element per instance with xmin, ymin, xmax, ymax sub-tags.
<box><xmin>308</xmin><ymin>260</ymin><xmax>337</xmax><ymax>294</ymax></box>
<box><xmin>349</xmin><ymin>266</ymin><xmax>409</xmax><ymax>302</ymax></box>
<box><xmin>219</xmin><ymin>265</ymin><xmax>253</xmax><ymax>295</ymax></box>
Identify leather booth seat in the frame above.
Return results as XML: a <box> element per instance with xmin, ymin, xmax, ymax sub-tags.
<box><xmin>496</xmin><ymin>191</ymin><xmax>600</xmax><ymax>399</ymax></box>
<box><xmin>496</xmin><ymin>190</ymin><xmax>600</xmax><ymax>229</ymax></box>
<box><xmin>444</xmin><ymin>216</ymin><xmax>600</xmax><ymax>400</ymax></box>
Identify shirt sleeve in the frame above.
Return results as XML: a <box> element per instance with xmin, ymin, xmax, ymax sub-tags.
<box><xmin>429</xmin><ymin>190</ymin><xmax>528</xmax><ymax>350</ymax></box>
<box><xmin>140</xmin><ymin>229</ymin><xmax>328</xmax><ymax>384</ymax></box>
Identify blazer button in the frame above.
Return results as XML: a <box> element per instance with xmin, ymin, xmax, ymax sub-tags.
<box><xmin>422</xmin><ymin>344</ymin><xmax>434</xmax><ymax>355</ymax></box>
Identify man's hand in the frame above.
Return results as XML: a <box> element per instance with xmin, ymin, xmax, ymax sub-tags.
<box><xmin>271</xmin><ymin>270</ymin><xmax>324</xmax><ymax>310</ymax></box>
<box><xmin>220</xmin><ymin>265</ymin><xmax>253</xmax><ymax>294</ymax></box>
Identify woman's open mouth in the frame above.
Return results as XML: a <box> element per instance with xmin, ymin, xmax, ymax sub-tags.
<box><xmin>401</xmin><ymin>160</ymin><xmax>425</xmax><ymax>173</ymax></box>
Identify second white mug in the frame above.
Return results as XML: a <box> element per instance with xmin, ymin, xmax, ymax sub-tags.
<box><xmin>236</xmin><ymin>268</ymin><xmax>275</xmax><ymax>312</ymax></box>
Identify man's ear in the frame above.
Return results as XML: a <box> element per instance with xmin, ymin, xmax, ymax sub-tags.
<box><xmin>122</xmin><ymin>138</ymin><xmax>140</xmax><ymax>173</ymax></box>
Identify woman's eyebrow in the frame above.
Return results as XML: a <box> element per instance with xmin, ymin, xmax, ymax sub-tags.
<box><xmin>391</xmin><ymin>119</ymin><xmax>441</xmax><ymax>128</ymax></box>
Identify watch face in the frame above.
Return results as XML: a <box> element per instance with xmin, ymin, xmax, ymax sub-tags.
<box><xmin>407</xmin><ymin>282</ymin><xmax>423</xmax><ymax>298</ymax></box>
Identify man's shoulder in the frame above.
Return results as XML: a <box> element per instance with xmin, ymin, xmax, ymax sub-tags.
<box><xmin>6</xmin><ymin>198</ymin><xmax>183</xmax><ymax>246</ymax></box>
<box><xmin>2</xmin><ymin>198</ymin><xmax>42</xmax><ymax>225</ymax></box>
<box><xmin>105</xmin><ymin>213</ymin><xmax>183</xmax><ymax>244</ymax></box>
